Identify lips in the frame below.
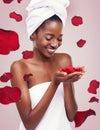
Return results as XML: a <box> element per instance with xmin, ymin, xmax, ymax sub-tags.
<box><xmin>46</xmin><ymin>46</ymin><xmax>57</xmax><ymax>54</ymax></box>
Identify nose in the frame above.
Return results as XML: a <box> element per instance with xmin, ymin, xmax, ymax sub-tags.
<box><xmin>51</xmin><ymin>40</ymin><xmax>59</xmax><ymax>48</ymax></box>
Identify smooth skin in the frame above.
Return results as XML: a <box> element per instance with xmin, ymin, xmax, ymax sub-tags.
<box><xmin>10</xmin><ymin>20</ymin><xmax>85</xmax><ymax>130</ymax></box>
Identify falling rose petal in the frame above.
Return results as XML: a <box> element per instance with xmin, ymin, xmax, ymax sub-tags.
<box><xmin>61</xmin><ymin>66</ymin><xmax>85</xmax><ymax>74</ymax></box>
<box><xmin>89</xmin><ymin>96</ymin><xmax>99</xmax><ymax>103</ymax></box>
<box><xmin>88</xmin><ymin>80</ymin><xmax>100</xmax><ymax>94</ymax></box>
<box><xmin>9</xmin><ymin>12</ymin><xmax>22</xmax><ymax>22</ymax></box>
<box><xmin>0</xmin><ymin>29</ymin><xmax>20</xmax><ymax>55</ymax></box>
<box><xmin>74</xmin><ymin>109</ymin><xmax>96</xmax><ymax>127</ymax></box>
<box><xmin>77</xmin><ymin>39</ymin><xmax>86</xmax><ymax>48</ymax></box>
<box><xmin>71</xmin><ymin>16</ymin><xmax>83</xmax><ymax>26</ymax></box>
<box><xmin>23</xmin><ymin>73</ymin><xmax>33</xmax><ymax>81</ymax></box>
<box><xmin>0</xmin><ymin>86</ymin><xmax>21</xmax><ymax>105</ymax></box>
<box><xmin>0</xmin><ymin>72</ymin><xmax>13</xmax><ymax>82</ymax></box>
<box><xmin>17</xmin><ymin>0</ymin><xmax>22</xmax><ymax>3</ymax></box>
<box><xmin>3</xmin><ymin>0</ymin><xmax>14</xmax><ymax>4</ymax></box>
<box><xmin>22</xmin><ymin>50</ymin><xmax>34</xmax><ymax>59</ymax></box>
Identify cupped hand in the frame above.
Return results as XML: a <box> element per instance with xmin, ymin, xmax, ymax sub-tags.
<box><xmin>52</xmin><ymin>70</ymin><xmax>84</xmax><ymax>85</ymax></box>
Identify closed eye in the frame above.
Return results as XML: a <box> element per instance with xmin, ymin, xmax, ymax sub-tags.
<box><xmin>45</xmin><ymin>35</ymin><xmax>53</xmax><ymax>41</ymax></box>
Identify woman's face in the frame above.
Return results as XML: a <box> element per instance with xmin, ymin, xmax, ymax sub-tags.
<box><xmin>32</xmin><ymin>20</ymin><xmax>63</xmax><ymax>58</ymax></box>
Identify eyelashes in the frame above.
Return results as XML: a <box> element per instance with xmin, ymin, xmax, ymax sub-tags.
<box><xmin>45</xmin><ymin>35</ymin><xmax>62</xmax><ymax>42</ymax></box>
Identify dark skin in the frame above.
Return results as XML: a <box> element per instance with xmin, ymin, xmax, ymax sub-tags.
<box><xmin>10</xmin><ymin>20</ymin><xmax>85</xmax><ymax>130</ymax></box>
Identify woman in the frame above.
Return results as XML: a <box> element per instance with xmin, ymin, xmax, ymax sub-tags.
<box><xmin>10</xmin><ymin>0</ymin><xmax>85</xmax><ymax>130</ymax></box>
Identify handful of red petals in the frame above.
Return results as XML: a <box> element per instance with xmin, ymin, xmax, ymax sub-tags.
<box><xmin>61</xmin><ymin>66</ymin><xmax>86</xmax><ymax>74</ymax></box>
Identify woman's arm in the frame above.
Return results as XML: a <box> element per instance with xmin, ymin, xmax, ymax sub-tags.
<box><xmin>60</xmin><ymin>54</ymin><xmax>83</xmax><ymax>121</ymax></box>
<box><xmin>63</xmin><ymin>82</ymin><xmax>78</xmax><ymax>121</ymax></box>
<box><xmin>10</xmin><ymin>61</ymin><xmax>61</xmax><ymax>130</ymax></box>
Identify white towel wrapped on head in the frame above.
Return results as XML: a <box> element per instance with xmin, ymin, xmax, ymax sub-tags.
<box><xmin>26</xmin><ymin>0</ymin><xmax>70</xmax><ymax>38</ymax></box>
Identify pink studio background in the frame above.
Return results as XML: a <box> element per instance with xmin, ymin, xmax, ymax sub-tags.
<box><xmin>0</xmin><ymin>0</ymin><xmax>100</xmax><ymax>130</ymax></box>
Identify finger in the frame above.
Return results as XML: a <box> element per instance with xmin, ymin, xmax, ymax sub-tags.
<box><xmin>56</xmin><ymin>71</ymin><xmax>67</xmax><ymax>76</ymax></box>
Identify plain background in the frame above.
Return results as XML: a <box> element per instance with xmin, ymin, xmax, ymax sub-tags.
<box><xmin>0</xmin><ymin>0</ymin><xmax>100</xmax><ymax>130</ymax></box>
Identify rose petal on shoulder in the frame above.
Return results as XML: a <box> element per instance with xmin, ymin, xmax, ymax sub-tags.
<box><xmin>23</xmin><ymin>73</ymin><xmax>33</xmax><ymax>81</ymax></box>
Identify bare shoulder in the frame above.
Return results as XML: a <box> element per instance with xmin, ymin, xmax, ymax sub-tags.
<box><xmin>10</xmin><ymin>59</ymin><xmax>28</xmax><ymax>75</ymax></box>
<box><xmin>55</xmin><ymin>53</ymin><xmax>72</xmax><ymax>68</ymax></box>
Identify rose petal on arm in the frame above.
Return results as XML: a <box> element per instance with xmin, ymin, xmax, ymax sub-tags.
<box><xmin>3</xmin><ymin>0</ymin><xmax>13</xmax><ymax>4</ymax></box>
<box><xmin>0</xmin><ymin>86</ymin><xmax>21</xmax><ymax>105</ymax></box>
<box><xmin>0</xmin><ymin>29</ymin><xmax>20</xmax><ymax>55</ymax></box>
<box><xmin>76</xmin><ymin>39</ymin><xmax>86</xmax><ymax>48</ymax></box>
<box><xmin>22</xmin><ymin>50</ymin><xmax>34</xmax><ymax>59</ymax></box>
<box><xmin>9</xmin><ymin>12</ymin><xmax>22</xmax><ymax>22</ymax></box>
<box><xmin>74</xmin><ymin>109</ymin><xmax>96</xmax><ymax>127</ymax></box>
<box><xmin>71</xmin><ymin>16</ymin><xmax>83</xmax><ymax>26</ymax></box>
<box><xmin>0</xmin><ymin>72</ymin><xmax>13</xmax><ymax>82</ymax></box>
<box><xmin>89</xmin><ymin>96</ymin><xmax>99</xmax><ymax>103</ymax></box>
<box><xmin>23</xmin><ymin>74</ymin><xmax>33</xmax><ymax>81</ymax></box>
<box><xmin>88</xmin><ymin>80</ymin><xmax>100</xmax><ymax>94</ymax></box>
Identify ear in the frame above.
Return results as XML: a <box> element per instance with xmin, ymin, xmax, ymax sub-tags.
<box><xmin>30</xmin><ymin>33</ymin><xmax>36</xmax><ymax>41</ymax></box>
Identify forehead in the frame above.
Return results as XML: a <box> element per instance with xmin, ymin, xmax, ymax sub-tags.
<box><xmin>38</xmin><ymin>20</ymin><xmax>63</xmax><ymax>34</ymax></box>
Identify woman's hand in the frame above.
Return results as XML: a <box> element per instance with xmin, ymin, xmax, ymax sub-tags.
<box><xmin>52</xmin><ymin>66</ymin><xmax>86</xmax><ymax>85</ymax></box>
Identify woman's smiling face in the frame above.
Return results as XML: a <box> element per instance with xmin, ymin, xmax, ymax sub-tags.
<box><xmin>32</xmin><ymin>20</ymin><xmax>63</xmax><ymax>58</ymax></box>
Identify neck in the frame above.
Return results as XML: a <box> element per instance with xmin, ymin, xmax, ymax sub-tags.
<box><xmin>33</xmin><ymin>47</ymin><xmax>54</xmax><ymax>63</ymax></box>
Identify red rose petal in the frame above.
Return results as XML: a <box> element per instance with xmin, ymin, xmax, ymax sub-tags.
<box><xmin>71</xmin><ymin>16</ymin><xmax>83</xmax><ymax>26</ymax></box>
<box><xmin>9</xmin><ymin>11</ymin><xmax>22</xmax><ymax>22</ymax></box>
<box><xmin>89</xmin><ymin>96</ymin><xmax>99</xmax><ymax>103</ymax></box>
<box><xmin>3</xmin><ymin>0</ymin><xmax>14</xmax><ymax>4</ymax></box>
<box><xmin>23</xmin><ymin>73</ymin><xmax>33</xmax><ymax>81</ymax></box>
<box><xmin>0</xmin><ymin>29</ymin><xmax>20</xmax><ymax>55</ymax></box>
<box><xmin>22</xmin><ymin>50</ymin><xmax>34</xmax><ymax>59</ymax></box>
<box><xmin>74</xmin><ymin>109</ymin><xmax>96</xmax><ymax>127</ymax></box>
<box><xmin>88</xmin><ymin>80</ymin><xmax>100</xmax><ymax>94</ymax></box>
<box><xmin>0</xmin><ymin>72</ymin><xmax>13</xmax><ymax>82</ymax></box>
<box><xmin>77</xmin><ymin>39</ymin><xmax>86</xmax><ymax>48</ymax></box>
<box><xmin>17</xmin><ymin>0</ymin><xmax>22</xmax><ymax>3</ymax></box>
<box><xmin>0</xmin><ymin>86</ymin><xmax>21</xmax><ymax>105</ymax></box>
<box><xmin>61</xmin><ymin>66</ymin><xmax>84</xmax><ymax>74</ymax></box>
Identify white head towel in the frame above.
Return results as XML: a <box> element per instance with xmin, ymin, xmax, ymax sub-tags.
<box><xmin>26</xmin><ymin>0</ymin><xmax>70</xmax><ymax>38</ymax></box>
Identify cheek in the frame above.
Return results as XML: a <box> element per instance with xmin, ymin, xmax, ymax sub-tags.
<box><xmin>36</xmin><ymin>38</ymin><xmax>46</xmax><ymax>47</ymax></box>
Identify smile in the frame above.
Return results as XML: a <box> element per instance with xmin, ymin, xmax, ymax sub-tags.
<box><xmin>46</xmin><ymin>47</ymin><xmax>57</xmax><ymax>54</ymax></box>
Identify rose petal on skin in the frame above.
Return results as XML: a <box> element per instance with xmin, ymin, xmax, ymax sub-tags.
<box><xmin>61</xmin><ymin>66</ymin><xmax>85</xmax><ymax>74</ymax></box>
<box><xmin>74</xmin><ymin>109</ymin><xmax>96</xmax><ymax>127</ymax></box>
<box><xmin>0</xmin><ymin>72</ymin><xmax>13</xmax><ymax>82</ymax></box>
<box><xmin>17</xmin><ymin>0</ymin><xmax>22</xmax><ymax>3</ymax></box>
<box><xmin>71</xmin><ymin>16</ymin><xmax>83</xmax><ymax>26</ymax></box>
<box><xmin>0</xmin><ymin>29</ymin><xmax>20</xmax><ymax>55</ymax></box>
<box><xmin>3</xmin><ymin>0</ymin><xmax>14</xmax><ymax>4</ymax></box>
<box><xmin>9</xmin><ymin>12</ymin><xmax>22</xmax><ymax>22</ymax></box>
<box><xmin>22</xmin><ymin>50</ymin><xmax>34</xmax><ymax>59</ymax></box>
<box><xmin>88</xmin><ymin>80</ymin><xmax>100</xmax><ymax>94</ymax></box>
<box><xmin>23</xmin><ymin>74</ymin><xmax>33</xmax><ymax>81</ymax></box>
<box><xmin>89</xmin><ymin>96</ymin><xmax>99</xmax><ymax>103</ymax></box>
<box><xmin>0</xmin><ymin>86</ymin><xmax>21</xmax><ymax>105</ymax></box>
<box><xmin>77</xmin><ymin>39</ymin><xmax>86</xmax><ymax>48</ymax></box>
